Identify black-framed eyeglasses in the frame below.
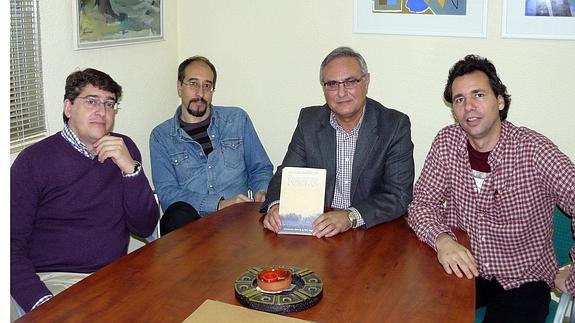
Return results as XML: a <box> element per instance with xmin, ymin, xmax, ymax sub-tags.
<box><xmin>76</xmin><ymin>96</ymin><xmax>119</xmax><ymax>112</ymax></box>
<box><xmin>323</xmin><ymin>75</ymin><xmax>367</xmax><ymax>91</ymax></box>
<box><xmin>181</xmin><ymin>80</ymin><xmax>214</xmax><ymax>93</ymax></box>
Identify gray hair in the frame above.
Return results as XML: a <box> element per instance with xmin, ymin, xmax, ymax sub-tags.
<box><xmin>319</xmin><ymin>46</ymin><xmax>369</xmax><ymax>83</ymax></box>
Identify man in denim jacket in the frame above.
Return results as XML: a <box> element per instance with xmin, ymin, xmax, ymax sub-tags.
<box><xmin>150</xmin><ymin>56</ymin><xmax>273</xmax><ymax>235</ymax></box>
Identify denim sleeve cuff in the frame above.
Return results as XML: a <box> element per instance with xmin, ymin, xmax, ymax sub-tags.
<box><xmin>31</xmin><ymin>294</ymin><xmax>53</xmax><ymax>310</ymax></box>
<box><xmin>199</xmin><ymin>194</ymin><xmax>223</xmax><ymax>214</ymax></box>
<box><xmin>251</xmin><ymin>182</ymin><xmax>270</xmax><ymax>194</ymax></box>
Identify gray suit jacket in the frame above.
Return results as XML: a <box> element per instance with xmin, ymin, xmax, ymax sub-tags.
<box><xmin>262</xmin><ymin>97</ymin><xmax>414</xmax><ymax>228</ymax></box>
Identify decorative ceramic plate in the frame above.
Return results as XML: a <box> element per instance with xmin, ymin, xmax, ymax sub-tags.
<box><xmin>234</xmin><ymin>266</ymin><xmax>323</xmax><ymax>313</ymax></box>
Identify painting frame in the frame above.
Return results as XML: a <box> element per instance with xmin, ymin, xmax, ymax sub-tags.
<box><xmin>73</xmin><ymin>0</ymin><xmax>165</xmax><ymax>50</ymax></box>
<box><xmin>353</xmin><ymin>0</ymin><xmax>488</xmax><ymax>38</ymax></box>
<box><xmin>502</xmin><ymin>0</ymin><xmax>575</xmax><ymax>40</ymax></box>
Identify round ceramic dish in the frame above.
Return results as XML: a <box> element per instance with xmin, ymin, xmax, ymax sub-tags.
<box><xmin>257</xmin><ymin>268</ymin><xmax>292</xmax><ymax>292</ymax></box>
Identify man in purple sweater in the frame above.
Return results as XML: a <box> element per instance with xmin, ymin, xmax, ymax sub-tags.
<box><xmin>10</xmin><ymin>68</ymin><xmax>159</xmax><ymax>318</ymax></box>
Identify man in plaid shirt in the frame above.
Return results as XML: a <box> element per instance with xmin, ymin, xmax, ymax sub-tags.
<box><xmin>407</xmin><ymin>55</ymin><xmax>575</xmax><ymax>322</ymax></box>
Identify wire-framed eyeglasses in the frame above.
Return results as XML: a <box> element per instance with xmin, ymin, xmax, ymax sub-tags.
<box><xmin>181</xmin><ymin>80</ymin><xmax>215</xmax><ymax>93</ymax></box>
<box><xmin>76</xmin><ymin>96</ymin><xmax>119</xmax><ymax>112</ymax></box>
<box><xmin>323</xmin><ymin>75</ymin><xmax>367</xmax><ymax>91</ymax></box>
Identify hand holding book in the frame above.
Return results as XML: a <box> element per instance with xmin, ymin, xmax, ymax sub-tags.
<box><xmin>274</xmin><ymin>167</ymin><xmax>327</xmax><ymax>235</ymax></box>
<box><xmin>311</xmin><ymin>210</ymin><xmax>353</xmax><ymax>238</ymax></box>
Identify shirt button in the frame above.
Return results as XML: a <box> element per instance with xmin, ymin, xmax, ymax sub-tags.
<box><xmin>484</xmin><ymin>263</ymin><xmax>489</xmax><ymax>268</ymax></box>
<box><xmin>208</xmin><ymin>165</ymin><xmax>212</xmax><ymax>169</ymax></box>
<box><xmin>209</xmin><ymin>185</ymin><xmax>213</xmax><ymax>188</ymax></box>
<box><xmin>211</xmin><ymin>135</ymin><xmax>215</xmax><ymax>138</ymax></box>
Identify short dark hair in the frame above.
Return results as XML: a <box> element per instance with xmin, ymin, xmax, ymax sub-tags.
<box><xmin>63</xmin><ymin>68</ymin><xmax>122</xmax><ymax>123</ymax></box>
<box><xmin>177</xmin><ymin>56</ymin><xmax>217</xmax><ymax>89</ymax></box>
<box><xmin>319</xmin><ymin>46</ymin><xmax>368</xmax><ymax>83</ymax></box>
<box><xmin>443</xmin><ymin>54</ymin><xmax>511</xmax><ymax>121</ymax></box>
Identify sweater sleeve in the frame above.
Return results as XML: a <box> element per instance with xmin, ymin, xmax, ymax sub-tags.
<box><xmin>10</xmin><ymin>152</ymin><xmax>53</xmax><ymax>312</ymax></box>
<box><xmin>121</xmin><ymin>136</ymin><xmax>160</xmax><ymax>237</ymax></box>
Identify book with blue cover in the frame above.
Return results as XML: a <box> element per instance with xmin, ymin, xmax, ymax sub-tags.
<box><xmin>278</xmin><ymin>167</ymin><xmax>326</xmax><ymax>235</ymax></box>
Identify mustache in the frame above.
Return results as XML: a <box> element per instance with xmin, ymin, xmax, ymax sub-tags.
<box><xmin>188</xmin><ymin>97</ymin><xmax>208</xmax><ymax>106</ymax></box>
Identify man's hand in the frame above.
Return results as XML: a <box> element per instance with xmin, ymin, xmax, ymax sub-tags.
<box><xmin>93</xmin><ymin>135</ymin><xmax>136</xmax><ymax>174</ymax></box>
<box><xmin>218</xmin><ymin>194</ymin><xmax>252</xmax><ymax>210</ymax></box>
<box><xmin>555</xmin><ymin>264</ymin><xmax>573</xmax><ymax>293</ymax></box>
<box><xmin>312</xmin><ymin>210</ymin><xmax>352</xmax><ymax>238</ymax></box>
<box><xmin>436</xmin><ymin>233</ymin><xmax>479</xmax><ymax>279</ymax></box>
<box><xmin>254</xmin><ymin>191</ymin><xmax>266</xmax><ymax>202</ymax></box>
<box><xmin>263</xmin><ymin>205</ymin><xmax>281</xmax><ymax>233</ymax></box>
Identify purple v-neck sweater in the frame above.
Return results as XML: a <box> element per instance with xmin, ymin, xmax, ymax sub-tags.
<box><xmin>11</xmin><ymin>132</ymin><xmax>159</xmax><ymax>312</ymax></box>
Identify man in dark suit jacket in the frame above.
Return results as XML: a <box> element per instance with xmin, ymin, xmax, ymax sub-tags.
<box><xmin>262</xmin><ymin>46</ymin><xmax>414</xmax><ymax>238</ymax></box>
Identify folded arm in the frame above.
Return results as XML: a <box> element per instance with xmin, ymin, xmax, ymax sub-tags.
<box><xmin>406</xmin><ymin>133</ymin><xmax>457</xmax><ymax>249</ymax></box>
<box><xmin>119</xmin><ymin>138</ymin><xmax>159</xmax><ymax>237</ymax></box>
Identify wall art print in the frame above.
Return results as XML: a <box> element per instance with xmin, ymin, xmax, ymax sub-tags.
<box><xmin>74</xmin><ymin>0</ymin><xmax>164</xmax><ymax>50</ymax></box>
<box><xmin>353</xmin><ymin>0</ymin><xmax>487</xmax><ymax>37</ymax></box>
<box><xmin>502</xmin><ymin>0</ymin><xmax>575</xmax><ymax>39</ymax></box>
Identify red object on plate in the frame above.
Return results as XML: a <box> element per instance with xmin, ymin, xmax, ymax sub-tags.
<box><xmin>257</xmin><ymin>268</ymin><xmax>292</xmax><ymax>292</ymax></box>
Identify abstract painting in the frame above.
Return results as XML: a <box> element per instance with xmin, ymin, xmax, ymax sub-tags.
<box><xmin>374</xmin><ymin>0</ymin><xmax>466</xmax><ymax>15</ymax></box>
<box><xmin>354</xmin><ymin>0</ymin><xmax>486</xmax><ymax>37</ymax></box>
<box><xmin>74</xmin><ymin>0</ymin><xmax>164</xmax><ymax>49</ymax></box>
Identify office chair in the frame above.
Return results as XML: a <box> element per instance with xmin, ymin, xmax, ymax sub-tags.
<box><xmin>476</xmin><ymin>207</ymin><xmax>574</xmax><ymax>323</ymax></box>
<box><xmin>144</xmin><ymin>192</ymin><xmax>162</xmax><ymax>242</ymax></box>
<box><xmin>551</xmin><ymin>207</ymin><xmax>574</xmax><ymax>323</ymax></box>
<box><xmin>10</xmin><ymin>296</ymin><xmax>26</xmax><ymax>321</ymax></box>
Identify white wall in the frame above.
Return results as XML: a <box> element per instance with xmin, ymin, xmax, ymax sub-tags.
<box><xmin>30</xmin><ymin>1</ymin><xmax>179</xmax><ymax>179</ymax></box>
<box><xmin>177</xmin><ymin>0</ymin><xmax>575</xmax><ymax>175</ymax></box>
<box><xmin>16</xmin><ymin>0</ymin><xmax>575</xmax><ymax>183</ymax></box>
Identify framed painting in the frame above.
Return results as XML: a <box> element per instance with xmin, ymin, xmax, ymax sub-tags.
<box><xmin>353</xmin><ymin>0</ymin><xmax>488</xmax><ymax>38</ymax></box>
<box><xmin>73</xmin><ymin>0</ymin><xmax>164</xmax><ymax>50</ymax></box>
<box><xmin>502</xmin><ymin>0</ymin><xmax>575</xmax><ymax>40</ymax></box>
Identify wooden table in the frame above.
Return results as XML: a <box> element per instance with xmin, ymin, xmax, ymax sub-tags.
<box><xmin>17</xmin><ymin>203</ymin><xmax>474</xmax><ymax>322</ymax></box>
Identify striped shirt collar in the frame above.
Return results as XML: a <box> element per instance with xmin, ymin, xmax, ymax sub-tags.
<box><xmin>61</xmin><ymin>123</ymin><xmax>95</xmax><ymax>159</ymax></box>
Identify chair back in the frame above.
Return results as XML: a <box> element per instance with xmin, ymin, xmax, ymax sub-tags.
<box><xmin>553</xmin><ymin>207</ymin><xmax>574</xmax><ymax>266</ymax></box>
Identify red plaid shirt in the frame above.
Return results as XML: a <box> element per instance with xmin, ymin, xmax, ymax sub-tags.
<box><xmin>407</xmin><ymin>121</ymin><xmax>575</xmax><ymax>291</ymax></box>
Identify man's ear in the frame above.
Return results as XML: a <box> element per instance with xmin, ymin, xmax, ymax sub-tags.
<box><xmin>177</xmin><ymin>80</ymin><xmax>183</xmax><ymax>97</ymax></box>
<box><xmin>63</xmin><ymin>99</ymin><xmax>73</xmax><ymax>119</ymax></box>
<box><xmin>363</xmin><ymin>73</ymin><xmax>370</xmax><ymax>94</ymax></box>
<box><xmin>497</xmin><ymin>95</ymin><xmax>504</xmax><ymax>111</ymax></box>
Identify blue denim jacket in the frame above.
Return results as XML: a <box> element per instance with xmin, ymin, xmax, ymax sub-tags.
<box><xmin>150</xmin><ymin>105</ymin><xmax>273</xmax><ymax>215</ymax></box>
